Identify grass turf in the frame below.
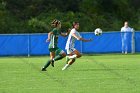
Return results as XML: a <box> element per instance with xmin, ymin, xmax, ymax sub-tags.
<box><xmin>0</xmin><ymin>54</ymin><xmax>140</xmax><ymax>93</ymax></box>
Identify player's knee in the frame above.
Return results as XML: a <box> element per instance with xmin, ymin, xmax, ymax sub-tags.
<box><xmin>62</xmin><ymin>53</ymin><xmax>66</xmax><ymax>57</ymax></box>
<box><xmin>77</xmin><ymin>54</ymin><xmax>82</xmax><ymax>58</ymax></box>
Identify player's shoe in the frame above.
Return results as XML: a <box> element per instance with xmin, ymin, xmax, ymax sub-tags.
<box><xmin>41</xmin><ymin>67</ymin><xmax>47</xmax><ymax>71</ymax></box>
<box><xmin>62</xmin><ymin>64</ymin><xmax>70</xmax><ymax>70</ymax></box>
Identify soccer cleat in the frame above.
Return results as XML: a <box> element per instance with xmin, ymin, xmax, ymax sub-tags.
<box><xmin>41</xmin><ymin>67</ymin><xmax>47</xmax><ymax>71</ymax></box>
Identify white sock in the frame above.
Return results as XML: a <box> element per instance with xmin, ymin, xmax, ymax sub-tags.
<box><xmin>68</xmin><ymin>54</ymin><xmax>77</xmax><ymax>59</ymax></box>
<box><xmin>62</xmin><ymin>64</ymin><xmax>70</xmax><ymax>70</ymax></box>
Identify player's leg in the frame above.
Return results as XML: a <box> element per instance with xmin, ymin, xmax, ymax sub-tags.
<box><xmin>41</xmin><ymin>48</ymin><xmax>55</xmax><ymax>71</ymax></box>
<box><xmin>62</xmin><ymin>49</ymin><xmax>81</xmax><ymax>70</ymax></box>
<box><xmin>51</xmin><ymin>48</ymin><xmax>66</xmax><ymax>67</ymax></box>
<box><xmin>121</xmin><ymin>35</ymin><xmax>125</xmax><ymax>54</ymax></box>
<box><xmin>62</xmin><ymin>58</ymin><xmax>75</xmax><ymax>70</ymax></box>
<box><xmin>66</xmin><ymin>49</ymin><xmax>81</xmax><ymax>66</ymax></box>
<box><xmin>54</xmin><ymin>48</ymin><xmax>66</xmax><ymax>61</ymax></box>
<box><xmin>68</xmin><ymin>49</ymin><xmax>82</xmax><ymax>59</ymax></box>
<box><xmin>124</xmin><ymin>34</ymin><xmax>127</xmax><ymax>54</ymax></box>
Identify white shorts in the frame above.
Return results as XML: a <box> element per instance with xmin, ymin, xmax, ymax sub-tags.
<box><xmin>66</xmin><ymin>48</ymin><xmax>76</xmax><ymax>54</ymax></box>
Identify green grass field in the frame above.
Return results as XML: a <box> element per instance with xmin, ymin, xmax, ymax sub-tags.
<box><xmin>0</xmin><ymin>54</ymin><xmax>140</xmax><ymax>93</ymax></box>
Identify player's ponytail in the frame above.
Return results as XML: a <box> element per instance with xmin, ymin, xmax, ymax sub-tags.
<box><xmin>51</xmin><ymin>19</ymin><xmax>61</xmax><ymax>27</ymax></box>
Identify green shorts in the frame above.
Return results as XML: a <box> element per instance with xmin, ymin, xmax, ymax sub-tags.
<box><xmin>49</xmin><ymin>47</ymin><xmax>58</xmax><ymax>52</ymax></box>
<box><xmin>49</xmin><ymin>48</ymin><xmax>65</xmax><ymax>56</ymax></box>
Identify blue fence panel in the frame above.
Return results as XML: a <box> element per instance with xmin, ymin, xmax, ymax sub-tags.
<box><xmin>30</xmin><ymin>34</ymin><xmax>49</xmax><ymax>55</ymax></box>
<box><xmin>0</xmin><ymin>32</ymin><xmax>139</xmax><ymax>56</ymax></box>
<box><xmin>0</xmin><ymin>34</ymin><xmax>28</xmax><ymax>56</ymax></box>
<box><xmin>57</xmin><ymin>36</ymin><xmax>68</xmax><ymax>52</ymax></box>
<box><xmin>29</xmin><ymin>34</ymin><xmax>79</xmax><ymax>55</ymax></box>
<box><xmin>135</xmin><ymin>32</ymin><xmax>140</xmax><ymax>52</ymax></box>
<box><xmin>81</xmin><ymin>32</ymin><xmax>122</xmax><ymax>53</ymax></box>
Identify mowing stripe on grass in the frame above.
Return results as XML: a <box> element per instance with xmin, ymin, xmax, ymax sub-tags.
<box><xmin>18</xmin><ymin>57</ymin><xmax>77</xmax><ymax>93</ymax></box>
<box><xmin>91</xmin><ymin>58</ymin><xmax>138</xmax><ymax>87</ymax></box>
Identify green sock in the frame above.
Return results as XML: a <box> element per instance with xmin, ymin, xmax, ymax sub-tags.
<box><xmin>66</xmin><ymin>56</ymin><xmax>70</xmax><ymax>64</ymax></box>
<box><xmin>53</xmin><ymin>55</ymin><xmax>64</xmax><ymax>61</ymax></box>
<box><xmin>43</xmin><ymin>60</ymin><xmax>51</xmax><ymax>69</ymax></box>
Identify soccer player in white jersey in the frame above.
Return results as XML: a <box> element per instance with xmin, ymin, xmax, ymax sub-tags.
<box><xmin>121</xmin><ymin>21</ymin><xmax>133</xmax><ymax>54</ymax></box>
<box><xmin>62</xmin><ymin>22</ymin><xmax>92</xmax><ymax>70</ymax></box>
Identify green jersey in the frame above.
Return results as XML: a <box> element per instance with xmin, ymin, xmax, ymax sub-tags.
<box><xmin>49</xmin><ymin>28</ymin><xmax>60</xmax><ymax>48</ymax></box>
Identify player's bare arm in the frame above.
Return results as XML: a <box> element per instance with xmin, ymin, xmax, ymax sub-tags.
<box><xmin>60</xmin><ymin>33</ymin><xmax>68</xmax><ymax>37</ymax></box>
<box><xmin>72</xmin><ymin>33</ymin><xmax>92</xmax><ymax>42</ymax></box>
<box><xmin>46</xmin><ymin>32</ymin><xmax>53</xmax><ymax>42</ymax></box>
<box><xmin>60</xmin><ymin>28</ymin><xmax>71</xmax><ymax>37</ymax></box>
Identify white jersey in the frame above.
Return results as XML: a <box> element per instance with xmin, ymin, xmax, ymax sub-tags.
<box><xmin>65</xmin><ymin>28</ymin><xmax>81</xmax><ymax>49</ymax></box>
<box><xmin>121</xmin><ymin>26</ymin><xmax>132</xmax><ymax>32</ymax></box>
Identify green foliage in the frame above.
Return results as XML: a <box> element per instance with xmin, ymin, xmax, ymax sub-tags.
<box><xmin>0</xmin><ymin>1</ymin><xmax>27</xmax><ymax>33</ymax></box>
<box><xmin>134</xmin><ymin>9</ymin><xmax>140</xmax><ymax>30</ymax></box>
<box><xmin>0</xmin><ymin>0</ymin><xmax>140</xmax><ymax>33</ymax></box>
<box><xmin>28</xmin><ymin>18</ymin><xmax>48</xmax><ymax>33</ymax></box>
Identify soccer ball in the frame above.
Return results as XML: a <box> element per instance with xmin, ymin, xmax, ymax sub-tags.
<box><xmin>94</xmin><ymin>28</ymin><xmax>102</xmax><ymax>36</ymax></box>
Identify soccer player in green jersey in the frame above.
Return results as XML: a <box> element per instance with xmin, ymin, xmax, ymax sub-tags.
<box><xmin>41</xmin><ymin>19</ymin><xmax>68</xmax><ymax>71</ymax></box>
